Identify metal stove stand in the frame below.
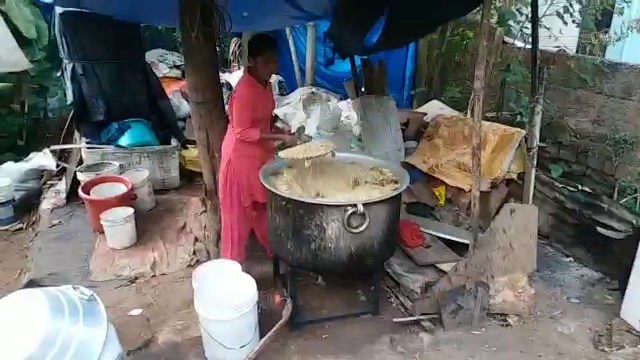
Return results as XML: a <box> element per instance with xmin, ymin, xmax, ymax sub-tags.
<box><xmin>272</xmin><ymin>257</ymin><xmax>383</xmax><ymax>330</ymax></box>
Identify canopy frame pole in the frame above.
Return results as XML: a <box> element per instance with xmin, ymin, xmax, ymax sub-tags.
<box><xmin>285</xmin><ymin>27</ymin><xmax>304</xmax><ymax>88</ymax></box>
<box><xmin>179</xmin><ymin>0</ymin><xmax>229</xmax><ymax>258</ymax></box>
<box><xmin>523</xmin><ymin>0</ymin><xmax>543</xmax><ymax>204</ymax></box>
<box><xmin>305</xmin><ymin>22</ymin><xmax>317</xmax><ymax>86</ymax></box>
<box><xmin>469</xmin><ymin>0</ymin><xmax>493</xmax><ymax>246</ymax></box>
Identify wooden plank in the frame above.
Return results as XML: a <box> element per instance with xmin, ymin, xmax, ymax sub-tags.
<box><xmin>385</xmin><ymin>250</ymin><xmax>443</xmax><ymax>300</ymax></box>
<box><xmin>400</xmin><ymin>233</ymin><xmax>461</xmax><ymax>266</ymax></box>
<box><xmin>401</xmin><ymin>211</ymin><xmax>472</xmax><ymax>245</ymax></box>
<box><xmin>382</xmin><ymin>277</ymin><xmax>436</xmax><ymax>332</ymax></box>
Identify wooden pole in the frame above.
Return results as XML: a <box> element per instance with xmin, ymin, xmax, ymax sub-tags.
<box><xmin>179</xmin><ymin>0</ymin><xmax>228</xmax><ymax>258</ymax></box>
<box><xmin>305</xmin><ymin>22</ymin><xmax>317</xmax><ymax>86</ymax></box>
<box><xmin>522</xmin><ymin>67</ymin><xmax>547</xmax><ymax>204</ymax></box>
<box><xmin>470</xmin><ymin>0</ymin><xmax>493</xmax><ymax>246</ymax></box>
<box><xmin>522</xmin><ymin>0</ymin><xmax>542</xmax><ymax>204</ymax></box>
<box><xmin>285</xmin><ymin>27</ymin><xmax>303</xmax><ymax>88</ymax></box>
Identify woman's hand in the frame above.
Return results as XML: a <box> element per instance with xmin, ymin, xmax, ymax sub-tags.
<box><xmin>279</xmin><ymin>134</ymin><xmax>300</xmax><ymax>147</ymax></box>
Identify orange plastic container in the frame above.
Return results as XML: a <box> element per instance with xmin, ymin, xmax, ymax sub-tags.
<box><xmin>78</xmin><ymin>175</ymin><xmax>135</xmax><ymax>233</ymax></box>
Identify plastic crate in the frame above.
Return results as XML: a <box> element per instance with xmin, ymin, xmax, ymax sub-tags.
<box><xmin>78</xmin><ymin>133</ymin><xmax>180</xmax><ymax>190</ymax></box>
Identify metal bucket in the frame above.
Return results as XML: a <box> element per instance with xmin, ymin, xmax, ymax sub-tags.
<box><xmin>0</xmin><ymin>285</ymin><xmax>115</xmax><ymax>360</ymax></box>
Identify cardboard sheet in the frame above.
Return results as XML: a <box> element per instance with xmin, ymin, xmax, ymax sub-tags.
<box><xmin>405</xmin><ymin>115</ymin><xmax>526</xmax><ymax>191</ymax></box>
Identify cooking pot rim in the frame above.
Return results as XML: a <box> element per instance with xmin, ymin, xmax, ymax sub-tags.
<box><xmin>259</xmin><ymin>151</ymin><xmax>410</xmax><ymax>205</ymax></box>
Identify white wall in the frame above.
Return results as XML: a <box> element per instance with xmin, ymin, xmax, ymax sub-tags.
<box><xmin>510</xmin><ymin>0</ymin><xmax>583</xmax><ymax>54</ymax></box>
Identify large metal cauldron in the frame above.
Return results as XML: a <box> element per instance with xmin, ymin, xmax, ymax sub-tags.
<box><xmin>259</xmin><ymin>152</ymin><xmax>410</xmax><ymax>274</ymax></box>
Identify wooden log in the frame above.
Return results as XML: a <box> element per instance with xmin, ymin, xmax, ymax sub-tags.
<box><xmin>179</xmin><ymin>0</ymin><xmax>228</xmax><ymax>258</ymax></box>
<box><xmin>414</xmin><ymin>203</ymin><xmax>538</xmax><ymax>314</ymax></box>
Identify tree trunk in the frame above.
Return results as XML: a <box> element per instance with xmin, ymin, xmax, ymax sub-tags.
<box><xmin>179</xmin><ymin>0</ymin><xmax>228</xmax><ymax>258</ymax></box>
<box><xmin>470</xmin><ymin>0</ymin><xmax>493</xmax><ymax>246</ymax></box>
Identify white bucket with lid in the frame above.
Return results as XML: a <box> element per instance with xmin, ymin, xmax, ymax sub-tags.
<box><xmin>123</xmin><ymin>168</ymin><xmax>155</xmax><ymax>211</ymax></box>
<box><xmin>0</xmin><ymin>177</ymin><xmax>17</xmax><ymax>228</ymax></box>
<box><xmin>0</xmin><ymin>285</ymin><xmax>125</xmax><ymax>360</ymax></box>
<box><xmin>100</xmin><ymin>206</ymin><xmax>137</xmax><ymax>250</ymax></box>
<box><xmin>192</xmin><ymin>266</ymin><xmax>260</xmax><ymax>360</ymax></box>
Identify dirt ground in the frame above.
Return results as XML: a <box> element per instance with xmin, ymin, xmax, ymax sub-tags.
<box><xmin>0</xmin><ymin>227</ymin><xmax>626</xmax><ymax>360</ymax></box>
<box><xmin>0</xmin><ymin>229</ymin><xmax>33</xmax><ymax>297</ymax></box>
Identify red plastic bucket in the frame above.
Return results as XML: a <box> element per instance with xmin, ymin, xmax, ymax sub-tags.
<box><xmin>79</xmin><ymin>175</ymin><xmax>135</xmax><ymax>233</ymax></box>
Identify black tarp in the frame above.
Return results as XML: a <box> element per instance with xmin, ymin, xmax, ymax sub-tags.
<box><xmin>56</xmin><ymin>11</ymin><xmax>185</xmax><ymax>144</ymax></box>
<box><xmin>326</xmin><ymin>0</ymin><xmax>483</xmax><ymax>57</ymax></box>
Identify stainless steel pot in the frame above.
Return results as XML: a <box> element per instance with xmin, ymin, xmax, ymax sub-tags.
<box><xmin>259</xmin><ymin>152</ymin><xmax>410</xmax><ymax>273</ymax></box>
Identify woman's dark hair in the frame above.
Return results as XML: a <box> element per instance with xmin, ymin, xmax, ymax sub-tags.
<box><xmin>247</xmin><ymin>33</ymin><xmax>279</xmax><ymax>59</ymax></box>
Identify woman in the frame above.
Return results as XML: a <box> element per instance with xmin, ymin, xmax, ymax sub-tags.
<box><xmin>219</xmin><ymin>33</ymin><xmax>298</xmax><ymax>264</ymax></box>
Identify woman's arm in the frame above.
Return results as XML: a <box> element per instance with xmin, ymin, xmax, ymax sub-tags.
<box><xmin>231</xmin><ymin>97</ymin><xmax>296</xmax><ymax>144</ymax></box>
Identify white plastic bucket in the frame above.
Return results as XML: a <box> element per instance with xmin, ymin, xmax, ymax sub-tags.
<box><xmin>192</xmin><ymin>259</ymin><xmax>243</xmax><ymax>292</ymax></box>
<box><xmin>0</xmin><ymin>177</ymin><xmax>17</xmax><ymax>228</ymax></box>
<box><xmin>193</xmin><ymin>269</ymin><xmax>260</xmax><ymax>360</ymax></box>
<box><xmin>76</xmin><ymin>161</ymin><xmax>121</xmax><ymax>184</ymax></box>
<box><xmin>0</xmin><ymin>285</ymin><xmax>116</xmax><ymax>360</ymax></box>
<box><xmin>0</xmin><ymin>177</ymin><xmax>14</xmax><ymax>203</ymax></box>
<box><xmin>97</xmin><ymin>323</ymin><xmax>126</xmax><ymax>360</ymax></box>
<box><xmin>100</xmin><ymin>206</ymin><xmax>137</xmax><ymax>250</ymax></box>
<box><xmin>123</xmin><ymin>168</ymin><xmax>156</xmax><ymax>211</ymax></box>
<box><xmin>90</xmin><ymin>182</ymin><xmax>128</xmax><ymax>199</ymax></box>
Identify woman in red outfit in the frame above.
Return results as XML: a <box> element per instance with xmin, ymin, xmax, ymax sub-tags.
<box><xmin>219</xmin><ymin>33</ymin><xmax>298</xmax><ymax>264</ymax></box>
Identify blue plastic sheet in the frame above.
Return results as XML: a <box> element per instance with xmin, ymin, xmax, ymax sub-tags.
<box><xmin>37</xmin><ymin>1</ymin><xmax>416</xmax><ymax>107</ymax></box>
<box><xmin>38</xmin><ymin>0</ymin><xmax>334</xmax><ymax>32</ymax></box>
<box><xmin>273</xmin><ymin>21</ymin><xmax>416</xmax><ymax>108</ymax></box>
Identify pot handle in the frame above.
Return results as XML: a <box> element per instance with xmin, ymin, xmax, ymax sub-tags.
<box><xmin>343</xmin><ymin>203</ymin><xmax>370</xmax><ymax>234</ymax></box>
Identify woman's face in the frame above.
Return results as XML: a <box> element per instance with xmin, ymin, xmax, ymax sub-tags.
<box><xmin>249</xmin><ymin>51</ymin><xmax>279</xmax><ymax>82</ymax></box>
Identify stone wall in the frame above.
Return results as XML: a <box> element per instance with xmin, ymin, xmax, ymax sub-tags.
<box><xmin>419</xmin><ymin>41</ymin><xmax>640</xmax><ymax>280</ymax></box>
<box><xmin>420</xmin><ymin>41</ymin><xmax>640</xmax><ymax>180</ymax></box>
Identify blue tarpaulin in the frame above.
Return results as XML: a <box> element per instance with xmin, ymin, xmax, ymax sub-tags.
<box><xmin>37</xmin><ymin>0</ymin><xmax>416</xmax><ymax>107</ymax></box>
<box><xmin>273</xmin><ymin>21</ymin><xmax>416</xmax><ymax>108</ymax></box>
<box><xmin>39</xmin><ymin>0</ymin><xmax>335</xmax><ymax>32</ymax></box>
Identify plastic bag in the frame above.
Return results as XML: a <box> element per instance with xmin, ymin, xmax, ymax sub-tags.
<box><xmin>273</xmin><ymin>86</ymin><xmax>342</xmax><ymax>137</ymax></box>
<box><xmin>0</xmin><ymin>149</ymin><xmax>57</xmax><ymax>184</ymax></box>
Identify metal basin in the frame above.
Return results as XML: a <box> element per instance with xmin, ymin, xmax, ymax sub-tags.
<box><xmin>260</xmin><ymin>152</ymin><xmax>409</xmax><ymax>273</ymax></box>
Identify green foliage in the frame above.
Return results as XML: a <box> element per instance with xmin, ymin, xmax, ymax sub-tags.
<box><xmin>0</xmin><ymin>0</ymin><xmax>67</xmax><ymax>156</ymax></box>
<box><xmin>603</xmin><ymin>132</ymin><xmax>639</xmax><ymax>165</ymax></box>
<box><xmin>0</xmin><ymin>0</ymin><xmax>48</xmax><ymax>46</ymax></box>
